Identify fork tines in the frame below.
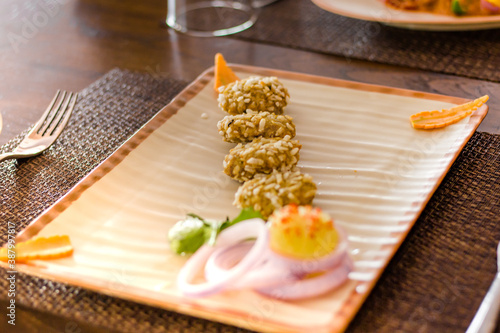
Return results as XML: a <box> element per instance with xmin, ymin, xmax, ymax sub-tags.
<box><xmin>35</xmin><ymin>90</ymin><xmax>78</xmax><ymax>137</ymax></box>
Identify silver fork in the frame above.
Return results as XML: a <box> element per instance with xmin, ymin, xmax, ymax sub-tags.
<box><xmin>0</xmin><ymin>90</ymin><xmax>78</xmax><ymax>163</ymax></box>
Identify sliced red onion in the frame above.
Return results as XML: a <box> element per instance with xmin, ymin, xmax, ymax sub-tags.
<box><xmin>176</xmin><ymin>218</ymin><xmax>268</xmax><ymax>297</ymax></box>
<box><xmin>178</xmin><ymin>217</ymin><xmax>352</xmax><ymax>300</ymax></box>
<box><xmin>206</xmin><ymin>225</ymin><xmax>349</xmax><ymax>277</ymax></box>
<box><xmin>256</xmin><ymin>253</ymin><xmax>353</xmax><ymax>300</ymax></box>
<box><xmin>204</xmin><ymin>225</ymin><xmax>352</xmax><ymax>298</ymax></box>
<box><xmin>205</xmin><ymin>242</ymin><xmax>299</xmax><ymax>289</ymax></box>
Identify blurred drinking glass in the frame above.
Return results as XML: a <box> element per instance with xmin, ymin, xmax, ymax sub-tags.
<box><xmin>167</xmin><ymin>0</ymin><xmax>259</xmax><ymax>37</ymax></box>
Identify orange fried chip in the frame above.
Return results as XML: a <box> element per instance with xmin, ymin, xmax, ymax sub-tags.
<box><xmin>214</xmin><ymin>53</ymin><xmax>239</xmax><ymax>93</ymax></box>
<box><xmin>0</xmin><ymin>235</ymin><xmax>73</xmax><ymax>263</ymax></box>
<box><xmin>410</xmin><ymin>95</ymin><xmax>489</xmax><ymax>130</ymax></box>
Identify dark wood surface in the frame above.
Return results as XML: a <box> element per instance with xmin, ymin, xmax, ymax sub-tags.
<box><xmin>1</xmin><ymin>0</ymin><xmax>499</xmax><ymax>149</ymax></box>
<box><xmin>1</xmin><ymin>0</ymin><xmax>499</xmax><ymax>332</ymax></box>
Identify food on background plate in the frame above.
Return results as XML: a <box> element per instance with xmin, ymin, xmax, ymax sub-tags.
<box><xmin>234</xmin><ymin>169</ymin><xmax>317</xmax><ymax>219</ymax></box>
<box><xmin>481</xmin><ymin>0</ymin><xmax>500</xmax><ymax>12</ymax></box>
<box><xmin>217</xmin><ymin>76</ymin><xmax>290</xmax><ymax>115</ymax></box>
<box><xmin>385</xmin><ymin>0</ymin><xmax>500</xmax><ymax>15</ymax></box>
<box><xmin>217</xmin><ymin>110</ymin><xmax>296</xmax><ymax>143</ymax></box>
<box><xmin>223</xmin><ymin>135</ymin><xmax>301</xmax><ymax>182</ymax></box>
<box><xmin>410</xmin><ymin>95</ymin><xmax>489</xmax><ymax>129</ymax></box>
<box><xmin>214</xmin><ymin>53</ymin><xmax>239</xmax><ymax>93</ymax></box>
<box><xmin>0</xmin><ymin>235</ymin><xmax>73</xmax><ymax>263</ymax></box>
<box><xmin>176</xmin><ymin>205</ymin><xmax>352</xmax><ymax>300</ymax></box>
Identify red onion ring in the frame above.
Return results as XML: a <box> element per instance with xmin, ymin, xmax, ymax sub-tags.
<box><xmin>256</xmin><ymin>253</ymin><xmax>353</xmax><ymax>300</ymax></box>
<box><xmin>176</xmin><ymin>218</ymin><xmax>268</xmax><ymax>297</ymax></box>
<box><xmin>204</xmin><ymin>225</ymin><xmax>352</xmax><ymax>299</ymax></box>
<box><xmin>205</xmin><ymin>242</ymin><xmax>299</xmax><ymax>289</ymax></box>
<box><xmin>205</xmin><ymin>225</ymin><xmax>349</xmax><ymax>276</ymax></box>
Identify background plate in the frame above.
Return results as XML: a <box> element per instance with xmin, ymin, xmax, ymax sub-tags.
<box><xmin>311</xmin><ymin>0</ymin><xmax>500</xmax><ymax>31</ymax></box>
<box><xmin>6</xmin><ymin>65</ymin><xmax>488</xmax><ymax>333</ymax></box>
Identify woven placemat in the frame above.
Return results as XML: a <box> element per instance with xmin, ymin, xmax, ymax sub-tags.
<box><xmin>1</xmin><ymin>69</ymin><xmax>500</xmax><ymax>332</ymax></box>
<box><xmin>236</xmin><ymin>0</ymin><xmax>500</xmax><ymax>83</ymax></box>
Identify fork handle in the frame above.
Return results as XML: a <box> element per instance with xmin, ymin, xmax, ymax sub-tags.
<box><xmin>467</xmin><ymin>272</ymin><xmax>500</xmax><ymax>333</ymax></box>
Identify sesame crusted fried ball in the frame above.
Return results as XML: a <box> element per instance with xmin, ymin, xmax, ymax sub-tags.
<box><xmin>223</xmin><ymin>135</ymin><xmax>301</xmax><ymax>182</ymax></box>
<box><xmin>233</xmin><ymin>169</ymin><xmax>317</xmax><ymax>219</ymax></box>
<box><xmin>217</xmin><ymin>110</ymin><xmax>296</xmax><ymax>143</ymax></box>
<box><xmin>217</xmin><ymin>76</ymin><xmax>290</xmax><ymax>115</ymax></box>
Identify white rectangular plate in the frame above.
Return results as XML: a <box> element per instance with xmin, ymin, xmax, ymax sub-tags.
<box><xmin>7</xmin><ymin>65</ymin><xmax>488</xmax><ymax>333</ymax></box>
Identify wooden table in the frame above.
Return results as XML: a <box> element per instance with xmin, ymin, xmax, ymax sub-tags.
<box><xmin>1</xmin><ymin>0</ymin><xmax>499</xmax><ymax>149</ymax></box>
<box><xmin>1</xmin><ymin>0</ymin><xmax>499</xmax><ymax>332</ymax></box>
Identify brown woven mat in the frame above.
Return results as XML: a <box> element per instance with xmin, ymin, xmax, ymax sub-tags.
<box><xmin>1</xmin><ymin>69</ymin><xmax>500</xmax><ymax>332</ymax></box>
<box><xmin>236</xmin><ymin>0</ymin><xmax>500</xmax><ymax>83</ymax></box>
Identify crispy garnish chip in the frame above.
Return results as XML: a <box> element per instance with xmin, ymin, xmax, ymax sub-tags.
<box><xmin>410</xmin><ymin>95</ymin><xmax>489</xmax><ymax>130</ymax></box>
<box><xmin>214</xmin><ymin>53</ymin><xmax>239</xmax><ymax>93</ymax></box>
<box><xmin>0</xmin><ymin>235</ymin><xmax>73</xmax><ymax>263</ymax></box>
